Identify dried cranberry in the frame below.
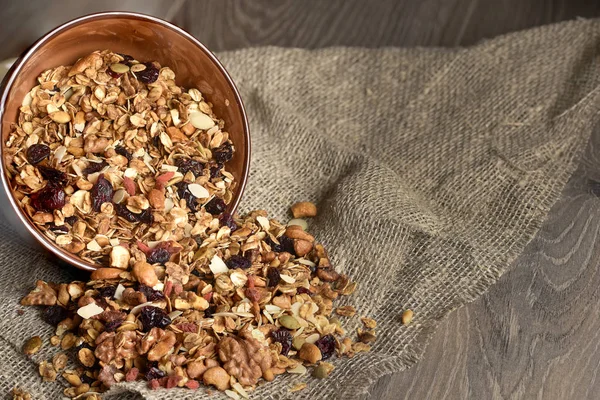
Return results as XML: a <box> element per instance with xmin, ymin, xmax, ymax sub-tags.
<box><xmin>98</xmin><ymin>285</ymin><xmax>117</xmax><ymax>299</ymax></box>
<box><xmin>65</xmin><ymin>216</ymin><xmax>78</xmax><ymax>226</ymax></box>
<box><xmin>37</xmin><ymin>166</ymin><xmax>68</xmax><ymax>186</ymax></box>
<box><xmin>146</xmin><ymin>248</ymin><xmax>171</xmax><ymax>265</ymax></box>
<box><xmin>296</xmin><ymin>287</ymin><xmax>312</xmax><ymax>295</ymax></box>
<box><xmin>139</xmin><ymin>306</ymin><xmax>171</xmax><ymax>332</ymax></box>
<box><xmin>140</xmin><ymin>208</ymin><xmax>154</xmax><ymax>224</ymax></box>
<box><xmin>136</xmin><ymin>62</ymin><xmax>159</xmax><ymax>84</ymax></box>
<box><xmin>175</xmin><ymin>158</ymin><xmax>204</xmax><ymax>177</ymax></box>
<box><xmin>118</xmin><ymin>53</ymin><xmax>135</xmax><ymax>65</ymax></box>
<box><xmin>104</xmin><ymin>319</ymin><xmax>123</xmax><ymax>332</ymax></box>
<box><xmin>42</xmin><ymin>305</ymin><xmax>68</xmax><ymax>326</ymax></box>
<box><xmin>107</xmin><ymin>69</ymin><xmax>122</xmax><ymax>79</ymax></box>
<box><xmin>219</xmin><ymin>212</ymin><xmax>237</xmax><ymax>231</ymax></box>
<box><xmin>266</xmin><ymin>235</ymin><xmax>295</xmax><ymax>255</ymax></box>
<box><xmin>145</xmin><ymin>367</ymin><xmax>166</xmax><ymax>381</ymax></box>
<box><xmin>114</xmin><ymin>204</ymin><xmax>153</xmax><ymax>224</ymax></box>
<box><xmin>137</xmin><ymin>285</ymin><xmax>165</xmax><ymax>302</ymax></box>
<box><xmin>213</xmin><ymin>142</ymin><xmax>233</xmax><ymax>163</ymax></box>
<box><xmin>226</xmin><ymin>254</ymin><xmax>251</xmax><ymax>270</ymax></box>
<box><xmin>204</xmin><ymin>197</ymin><xmax>226</xmax><ymax>215</ymax></box>
<box><xmin>26</xmin><ymin>144</ymin><xmax>50</xmax><ymax>164</ymax></box>
<box><xmin>176</xmin><ymin>182</ymin><xmax>197</xmax><ymax>211</ymax></box>
<box><xmin>91</xmin><ymin>174</ymin><xmax>113</xmax><ymax>212</ymax></box>
<box><xmin>267</xmin><ymin>268</ymin><xmax>281</xmax><ymax>287</ymax></box>
<box><xmin>115</xmin><ymin>145</ymin><xmax>133</xmax><ymax>161</ymax></box>
<box><xmin>271</xmin><ymin>329</ymin><xmax>292</xmax><ymax>356</ymax></box>
<box><xmin>83</xmin><ymin>160</ymin><xmax>108</xmax><ymax>175</ymax></box>
<box><xmin>210</xmin><ymin>163</ymin><xmax>223</xmax><ymax>179</ymax></box>
<box><xmin>30</xmin><ymin>184</ymin><xmax>66</xmax><ymax>211</ymax></box>
<box><xmin>315</xmin><ymin>334</ymin><xmax>336</xmax><ymax>360</ymax></box>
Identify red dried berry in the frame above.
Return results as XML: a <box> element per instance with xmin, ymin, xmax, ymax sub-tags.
<box><xmin>37</xmin><ymin>166</ymin><xmax>68</xmax><ymax>186</ymax></box>
<box><xmin>271</xmin><ymin>329</ymin><xmax>293</xmax><ymax>356</ymax></box>
<box><xmin>115</xmin><ymin>145</ymin><xmax>133</xmax><ymax>161</ymax></box>
<box><xmin>219</xmin><ymin>212</ymin><xmax>237</xmax><ymax>231</ymax></box>
<box><xmin>146</xmin><ymin>367</ymin><xmax>166</xmax><ymax>381</ymax></box>
<box><xmin>42</xmin><ymin>305</ymin><xmax>68</xmax><ymax>326</ymax></box>
<box><xmin>83</xmin><ymin>160</ymin><xmax>108</xmax><ymax>175</ymax></box>
<box><xmin>175</xmin><ymin>158</ymin><xmax>204</xmax><ymax>177</ymax></box>
<box><xmin>146</xmin><ymin>247</ymin><xmax>170</xmax><ymax>264</ymax></box>
<box><xmin>213</xmin><ymin>142</ymin><xmax>234</xmax><ymax>163</ymax></box>
<box><xmin>226</xmin><ymin>254</ymin><xmax>251</xmax><ymax>270</ymax></box>
<box><xmin>137</xmin><ymin>284</ymin><xmax>165</xmax><ymax>301</ymax></box>
<box><xmin>315</xmin><ymin>334</ymin><xmax>336</xmax><ymax>360</ymax></box>
<box><xmin>176</xmin><ymin>182</ymin><xmax>197</xmax><ymax>211</ymax></box>
<box><xmin>125</xmin><ymin>367</ymin><xmax>139</xmax><ymax>382</ymax></box>
<box><xmin>267</xmin><ymin>268</ymin><xmax>281</xmax><ymax>287</ymax></box>
<box><xmin>91</xmin><ymin>174</ymin><xmax>113</xmax><ymax>211</ymax></box>
<box><xmin>114</xmin><ymin>204</ymin><xmax>153</xmax><ymax>224</ymax></box>
<box><xmin>26</xmin><ymin>144</ymin><xmax>50</xmax><ymax>164</ymax></box>
<box><xmin>136</xmin><ymin>62</ymin><xmax>159</xmax><ymax>84</ymax></box>
<box><xmin>210</xmin><ymin>163</ymin><xmax>223</xmax><ymax>179</ymax></box>
<box><xmin>204</xmin><ymin>197</ymin><xmax>226</xmax><ymax>215</ymax></box>
<box><xmin>139</xmin><ymin>306</ymin><xmax>171</xmax><ymax>332</ymax></box>
<box><xmin>30</xmin><ymin>184</ymin><xmax>66</xmax><ymax>211</ymax></box>
<box><xmin>185</xmin><ymin>380</ymin><xmax>200</xmax><ymax>389</ymax></box>
<box><xmin>107</xmin><ymin>69</ymin><xmax>122</xmax><ymax>79</ymax></box>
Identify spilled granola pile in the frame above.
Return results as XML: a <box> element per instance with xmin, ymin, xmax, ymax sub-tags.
<box><xmin>20</xmin><ymin>204</ymin><xmax>375</xmax><ymax>398</ymax></box>
<box><xmin>9</xmin><ymin>51</ymin><xmax>376</xmax><ymax>398</ymax></box>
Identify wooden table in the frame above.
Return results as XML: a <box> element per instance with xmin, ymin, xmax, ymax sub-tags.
<box><xmin>3</xmin><ymin>1</ymin><xmax>600</xmax><ymax>398</ymax></box>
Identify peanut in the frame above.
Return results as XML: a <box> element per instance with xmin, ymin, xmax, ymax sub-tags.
<box><xmin>402</xmin><ymin>309</ymin><xmax>414</xmax><ymax>325</ymax></box>
<box><xmin>290</xmin><ymin>201</ymin><xmax>317</xmax><ymax>218</ymax></box>
<box><xmin>132</xmin><ymin>261</ymin><xmax>158</xmax><ymax>287</ymax></box>
<box><xmin>90</xmin><ymin>267</ymin><xmax>122</xmax><ymax>281</ymax></box>
<box><xmin>298</xmin><ymin>343</ymin><xmax>322</xmax><ymax>364</ymax></box>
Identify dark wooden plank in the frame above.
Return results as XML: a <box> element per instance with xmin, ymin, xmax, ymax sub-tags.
<box><xmin>178</xmin><ymin>0</ymin><xmax>600</xmax><ymax>50</ymax></box>
<box><xmin>0</xmin><ymin>0</ymin><xmax>186</xmax><ymax>60</ymax></box>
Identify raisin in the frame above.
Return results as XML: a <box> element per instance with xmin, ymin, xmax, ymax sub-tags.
<box><xmin>210</xmin><ymin>163</ymin><xmax>223</xmax><ymax>179</ymax></box>
<box><xmin>226</xmin><ymin>255</ymin><xmax>251</xmax><ymax>270</ymax></box>
<box><xmin>26</xmin><ymin>144</ymin><xmax>50</xmax><ymax>165</ymax></box>
<box><xmin>213</xmin><ymin>142</ymin><xmax>233</xmax><ymax>163</ymax></box>
<box><xmin>80</xmin><ymin>374</ymin><xmax>95</xmax><ymax>385</ymax></box>
<box><xmin>146</xmin><ymin>248</ymin><xmax>170</xmax><ymax>265</ymax></box>
<box><xmin>136</xmin><ymin>62</ymin><xmax>159</xmax><ymax>84</ymax></box>
<box><xmin>48</xmin><ymin>224</ymin><xmax>69</xmax><ymax>233</ymax></box>
<box><xmin>104</xmin><ymin>319</ymin><xmax>123</xmax><ymax>332</ymax></box>
<box><xmin>296</xmin><ymin>287</ymin><xmax>312</xmax><ymax>296</ymax></box>
<box><xmin>83</xmin><ymin>160</ymin><xmax>108</xmax><ymax>175</ymax></box>
<box><xmin>145</xmin><ymin>367</ymin><xmax>166</xmax><ymax>381</ymax></box>
<box><xmin>98</xmin><ymin>285</ymin><xmax>117</xmax><ymax>299</ymax></box>
<box><xmin>139</xmin><ymin>208</ymin><xmax>154</xmax><ymax>224</ymax></box>
<box><xmin>65</xmin><ymin>216</ymin><xmax>78</xmax><ymax>226</ymax></box>
<box><xmin>176</xmin><ymin>182</ymin><xmax>197</xmax><ymax>211</ymax></box>
<box><xmin>175</xmin><ymin>158</ymin><xmax>204</xmax><ymax>177</ymax></box>
<box><xmin>30</xmin><ymin>184</ymin><xmax>66</xmax><ymax>211</ymax></box>
<box><xmin>118</xmin><ymin>53</ymin><xmax>135</xmax><ymax>65</ymax></box>
<box><xmin>267</xmin><ymin>268</ymin><xmax>281</xmax><ymax>287</ymax></box>
<box><xmin>37</xmin><ymin>166</ymin><xmax>68</xmax><ymax>186</ymax></box>
<box><xmin>204</xmin><ymin>197</ymin><xmax>226</xmax><ymax>215</ymax></box>
<box><xmin>114</xmin><ymin>204</ymin><xmax>153</xmax><ymax>224</ymax></box>
<box><xmin>204</xmin><ymin>305</ymin><xmax>217</xmax><ymax>318</ymax></box>
<box><xmin>91</xmin><ymin>174</ymin><xmax>113</xmax><ymax>212</ymax></box>
<box><xmin>266</xmin><ymin>235</ymin><xmax>295</xmax><ymax>255</ymax></box>
<box><xmin>115</xmin><ymin>145</ymin><xmax>133</xmax><ymax>161</ymax></box>
<box><xmin>139</xmin><ymin>306</ymin><xmax>171</xmax><ymax>332</ymax></box>
<box><xmin>42</xmin><ymin>305</ymin><xmax>68</xmax><ymax>326</ymax></box>
<box><xmin>218</xmin><ymin>212</ymin><xmax>237</xmax><ymax>231</ymax></box>
<box><xmin>271</xmin><ymin>329</ymin><xmax>292</xmax><ymax>356</ymax></box>
<box><xmin>137</xmin><ymin>285</ymin><xmax>165</xmax><ymax>302</ymax></box>
<box><xmin>315</xmin><ymin>334</ymin><xmax>336</xmax><ymax>360</ymax></box>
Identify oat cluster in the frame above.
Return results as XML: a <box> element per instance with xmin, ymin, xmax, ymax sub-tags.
<box><xmin>11</xmin><ymin>51</ymin><xmax>376</xmax><ymax>399</ymax></box>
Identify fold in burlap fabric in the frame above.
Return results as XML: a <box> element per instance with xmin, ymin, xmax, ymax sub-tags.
<box><xmin>2</xmin><ymin>19</ymin><xmax>600</xmax><ymax>400</ymax></box>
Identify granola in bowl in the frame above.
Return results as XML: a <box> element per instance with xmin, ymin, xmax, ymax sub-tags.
<box><xmin>4</xmin><ymin>50</ymin><xmax>236</xmax><ymax>267</ymax></box>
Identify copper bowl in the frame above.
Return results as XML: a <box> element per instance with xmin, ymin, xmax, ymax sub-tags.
<box><xmin>0</xmin><ymin>12</ymin><xmax>250</xmax><ymax>271</ymax></box>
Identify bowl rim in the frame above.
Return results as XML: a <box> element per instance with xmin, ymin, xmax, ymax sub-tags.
<box><xmin>0</xmin><ymin>11</ymin><xmax>251</xmax><ymax>271</ymax></box>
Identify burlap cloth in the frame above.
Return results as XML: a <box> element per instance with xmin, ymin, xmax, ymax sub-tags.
<box><xmin>2</xmin><ymin>18</ymin><xmax>600</xmax><ymax>399</ymax></box>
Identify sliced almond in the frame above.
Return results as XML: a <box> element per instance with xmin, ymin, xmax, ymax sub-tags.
<box><xmin>189</xmin><ymin>111</ymin><xmax>215</xmax><ymax>130</ymax></box>
<box><xmin>209</xmin><ymin>254</ymin><xmax>229</xmax><ymax>275</ymax></box>
<box><xmin>187</xmin><ymin>183</ymin><xmax>209</xmax><ymax>198</ymax></box>
<box><xmin>76</xmin><ymin>302</ymin><xmax>104</xmax><ymax>319</ymax></box>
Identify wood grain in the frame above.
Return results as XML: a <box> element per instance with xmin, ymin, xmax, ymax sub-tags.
<box><xmin>2</xmin><ymin>1</ymin><xmax>600</xmax><ymax>399</ymax></box>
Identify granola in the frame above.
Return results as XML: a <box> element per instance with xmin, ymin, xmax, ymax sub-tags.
<box><xmin>21</xmin><ymin>202</ymin><xmax>377</xmax><ymax>397</ymax></box>
<box><xmin>5</xmin><ymin>50</ymin><xmax>236</xmax><ymax>267</ymax></box>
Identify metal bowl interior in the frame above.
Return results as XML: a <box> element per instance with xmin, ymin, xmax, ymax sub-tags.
<box><xmin>0</xmin><ymin>12</ymin><xmax>250</xmax><ymax>271</ymax></box>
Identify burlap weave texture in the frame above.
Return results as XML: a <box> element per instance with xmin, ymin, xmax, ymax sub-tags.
<box><xmin>2</xmin><ymin>18</ymin><xmax>600</xmax><ymax>399</ymax></box>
